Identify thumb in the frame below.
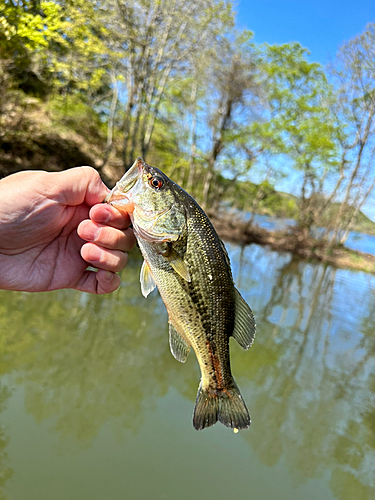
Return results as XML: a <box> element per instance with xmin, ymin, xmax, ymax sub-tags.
<box><xmin>50</xmin><ymin>167</ymin><xmax>109</xmax><ymax>207</ymax></box>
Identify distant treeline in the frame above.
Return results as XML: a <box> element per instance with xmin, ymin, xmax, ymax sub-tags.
<box><xmin>0</xmin><ymin>1</ymin><xmax>374</xmax><ymax>243</ymax></box>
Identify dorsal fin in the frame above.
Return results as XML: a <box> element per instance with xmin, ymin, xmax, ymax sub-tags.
<box><xmin>232</xmin><ymin>288</ymin><xmax>256</xmax><ymax>350</ymax></box>
<box><xmin>219</xmin><ymin>239</ymin><xmax>231</xmax><ymax>271</ymax></box>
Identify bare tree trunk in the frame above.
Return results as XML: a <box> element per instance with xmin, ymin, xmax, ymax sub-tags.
<box><xmin>298</xmin><ymin>168</ymin><xmax>310</xmax><ymax>235</ymax></box>
<box><xmin>141</xmin><ymin>62</ymin><xmax>173</xmax><ymax>158</ymax></box>
<box><xmin>202</xmin><ymin>159</ymin><xmax>214</xmax><ymax>209</ymax></box>
<box><xmin>114</xmin><ymin>0</ymin><xmax>233</xmax><ymax>171</ymax></box>
<box><xmin>141</xmin><ymin>2</ymin><xmax>212</xmax><ymax>159</ymax></box>
<box><xmin>177</xmin><ymin>166</ymin><xmax>186</xmax><ymax>187</ymax></box>
<box><xmin>119</xmin><ymin>1</ymin><xmax>161</xmax><ymax>168</ymax></box>
<box><xmin>314</xmin><ymin>156</ymin><xmax>346</xmax><ymax>223</ymax></box>
<box><xmin>141</xmin><ymin>5</ymin><xmax>204</xmax><ymax>157</ymax></box>
<box><xmin>340</xmin><ymin>174</ymin><xmax>375</xmax><ymax>244</ymax></box>
<box><xmin>101</xmin><ymin>72</ymin><xmax>119</xmax><ymax>170</ymax></box>
<box><xmin>331</xmin><ymin>100</ymin><xmax>375</xmax><ymax>243</ymax></box>
<box><xmin>187</xmin><ymin>78</ymin><xmax>198</xmax><ymax>192</ymax></box>
<box><xmin>122</xmin><ymin>58</ymin><xmax>135</xmax><ymax>169</ymax></box>
<box><xmin>202</xmin><ymin>96</ymin><xmax>234</xmax><ymax>208</ymax></box>
<box><xmin>137</xmin><ymin>2</ymin><xmax>176</xmax><ymax>150</ymax></box>
<box><xmin>247</xmin><ymin>185</ymin><xmax>266</xmax><ymax>227</ymax></box>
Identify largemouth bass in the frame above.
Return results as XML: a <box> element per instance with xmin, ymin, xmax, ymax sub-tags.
<box><xmin>106</xmin><ymin>158</ymin><xmax>256</xmax><ymax>430</ymax></box>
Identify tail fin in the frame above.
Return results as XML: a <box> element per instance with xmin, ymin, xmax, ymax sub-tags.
<box><xmin>193</xmin><ymin>380</ymin><xmax>250</xmax><ymax>431</ymax></box>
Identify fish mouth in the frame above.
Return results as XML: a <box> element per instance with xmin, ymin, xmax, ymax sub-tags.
<box><xmin>105</xmin><ymin>157</ymin><xmax>145</xmax><ymax>207</ymax></box>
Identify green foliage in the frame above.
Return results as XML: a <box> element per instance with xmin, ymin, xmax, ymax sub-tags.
<box><xmin>48</xmin><ymin>95</ymin><xmax>106</xmax><ymax>139</ymax></box>
<box><xmin>0</xmin><ymin>0</ymin><xmax>111</xmax><ymax>98</ymax></box>
<box><xmin>259</xmin><ymin>43</ymin><xmax>341</xmax><ymax>174</ymax></box>
<box><xmin>0</xmin><ymin>0</ymin><xmax>373</xmax><ymax>237</ymax></box>
<box><xmin>225</xmin><ymin>179</ymin><xmax>299</xmax><ymax>218</ymax></box>
<box><xmin>0</xmin><ymin>1</ymin><xmax>63</xmax><ymax>52</ymax></box>
<box><xmin>0</xmin><ymin>1</ymin><xmax>63</xmax><ymax>95</ymax></box>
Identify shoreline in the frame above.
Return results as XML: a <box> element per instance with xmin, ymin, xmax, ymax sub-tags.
<box><xmin>1</xmin><ymin>164</ymin><xmax>374</xmax><ymax>273</ymax></box>
<box><xmin>209</xmin><ymin>212</ymin><xmax>375</xmax><ymax>274</ymax></box>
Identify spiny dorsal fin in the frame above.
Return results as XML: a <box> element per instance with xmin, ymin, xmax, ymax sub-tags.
<box><xmin>163</xmin><ymin>247</ymin><xmax>191</xmax><ymax>282</ymax></box>
<box><xmin>169</xmin><ymin>322</ymin><xmax>190</xmax><ymax>363</ymax></box>
<box><xmin>140</xmin><ymin>260</ymin><xmax>157</xmax><ymax>298</ymax></box>
<box><xmin>232</xmin><ymin>288</ymin><xmax>256</xmax><ymax>350</ymax></box>
<box><xmin>219</xmin><ymin>239</ymin><xmax>231</xmax><ymax>271</ymax></box>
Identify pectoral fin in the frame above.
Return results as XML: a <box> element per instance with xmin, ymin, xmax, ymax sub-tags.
<box><xmin>163</xmin><ymin>247</ymin><xmax>191</xmax><ymax>282</ymax></box>
<box><xmin>140</xmin><ymin>260</ymin><xmax>156</xmax><ymax>298</ymax></box>
<box><xmin>169</xmin><ymin>322</ymin><xmax>190</xmax><ymax>362</ymax></box>
<box><xmin>232</xmin><ymin>288</ymin><xmax>256</xmax><ymax>350</ymax></box>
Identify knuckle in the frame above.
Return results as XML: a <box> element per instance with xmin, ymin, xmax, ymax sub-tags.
<box><xmin>81</xmin><ymin>165</ymin><xmax>99</xmax><ymax>178</ymax></box>
<box><xmin>114</xmin><ymin>230</ymin><xmax>124</xmax><ymax>249</ymax></box>
<box><xmin>115</xmin><ymin>251</ymin><xmax>128</xmax><ymax>271</ymax></box>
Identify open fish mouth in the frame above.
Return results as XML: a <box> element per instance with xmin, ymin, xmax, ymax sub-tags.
<box><xmin>105</xmin><ymin>157</ymin><xmax>145</xmax><ymax>204</ymax></box>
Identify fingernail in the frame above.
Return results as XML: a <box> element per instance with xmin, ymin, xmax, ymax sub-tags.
<box><xmin>84</xmin><ymin>225</ymin><xmax>99</xmax><ymax>241</ymax></box>
<box><xmin>91</xmin><ymin>206</ymin><xmax>111</xmax><ymax>224</ymax></box>
<box><xmin>100</xmin><ymin>209</ymin><xmax>111</xmax><ymax>224</ymax></box>
<box><xmin>103</xmin><ymin>212</ymin><xmax>111</xmax><ymax>224</ymax></box>
<box><xmin>87</xmin><ymin>246</ymin><xmax>103</xmax><ymax>263</ymax></box>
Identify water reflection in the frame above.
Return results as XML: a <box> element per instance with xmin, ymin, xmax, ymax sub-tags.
<box><xmin>228</xmin><ymin>243</ymin><xmax>375</xmax><ymax>499</ymax></box>
<box><xmin>0</xmin><ymin>383</ymin><xmax>13</xmax><ymax>500</ymax></box>
<box><xmin>1</xmin><ymin>253</ymin><xmax>197</xmax><ymax>441</ymax></box>
<box><xmin>1</xmin><ymin>244</ymin><xmax>375</xmax><ymax>499</ymax></box>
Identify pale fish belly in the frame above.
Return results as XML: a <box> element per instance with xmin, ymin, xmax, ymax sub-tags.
<box><xmin>137</xmin><ymin>238</ymin><xmax>227</xmax><ymax>390</ymax></box>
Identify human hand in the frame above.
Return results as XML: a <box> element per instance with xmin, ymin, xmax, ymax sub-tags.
<box><xmin>0</xmin><ymin>167</ymin><xmax>135</xmax><ymax>293</ymax></box>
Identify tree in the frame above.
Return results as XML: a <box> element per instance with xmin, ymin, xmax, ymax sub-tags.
<box><xmin>0</xmin><ymin>0</ymin><xmax>65</xmax><ymax>97</ymax></box>
<box><xmin>258</xmin><ymin>43</ymin><xmax>341</xmax><ymax>234</ymax></box>
<box><xmin>329</xmin><ymin>22</ymin><xmax>375</xmax><ymax>244</ymax></box>
<box><xmin>106</xmin><ymin>0</ymin><xmax>235</xmax><ymax>169</ymax></box>
<box><xmin>199</xmin><ymin>31</ymin><xmax>261</xmax><ymax>208</ymax></box>
<box><xmin>0</xmin><ymin>0</ymin><xmax>113</xmax><ymax>100</ymax></box>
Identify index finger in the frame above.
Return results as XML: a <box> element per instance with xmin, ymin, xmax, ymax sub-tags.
<box><xmin>89</xmin><ymin>203</ymin><xmax>131</xmax><ymax>230</ymax></box>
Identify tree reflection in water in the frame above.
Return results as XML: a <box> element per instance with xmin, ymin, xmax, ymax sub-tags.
<box><xmin>0</xmin><ymin>244</ymin><xmax>375</xmax><ymax>499</ymax></box>
<box><xmin>230</xmin><ymin>243</ymin><xmax>375</xmax><ymax>499</ymax></box>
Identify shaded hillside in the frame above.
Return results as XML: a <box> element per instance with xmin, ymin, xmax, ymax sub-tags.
<box><xmin>0</xmin><ymin>95</ymin><xmax>117</xmax><ymax>184</ymax></box>
<box><xmin>225</xmin><ymin>179</ymin><xmax>375</xmax><ymax>235</ymax></box>
<box><xmin>0</xmin><ymin>132</ymin><xmax>96</xmax><ymax>176</ymax></box>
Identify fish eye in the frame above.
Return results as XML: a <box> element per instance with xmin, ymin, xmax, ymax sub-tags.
<box><xmin>149</xmin><ymin>176</ymin><xmax>164</xmax><ymax>190</ymax></box>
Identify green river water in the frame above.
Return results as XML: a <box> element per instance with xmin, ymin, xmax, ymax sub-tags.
<box><xmin>0</xmin><ymin>242</ymin><xmax>375</xmax><ymax>500</ymax></box>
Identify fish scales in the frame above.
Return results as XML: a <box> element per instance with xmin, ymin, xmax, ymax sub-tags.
<box><xmin>139</xmin><ymin>207</ymin><xmax>235</xmax><ymax>391</ymax></box>
<box><xmin>106</xmin><ymin>158</ymin><xmax>256</xmax><ymax>431</ymax></box>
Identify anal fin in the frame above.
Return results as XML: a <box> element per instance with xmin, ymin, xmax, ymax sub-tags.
<box><xmin>169</xmin><ymin>322</ymin><xmax>190</xmax><ymax>363</ymax></box>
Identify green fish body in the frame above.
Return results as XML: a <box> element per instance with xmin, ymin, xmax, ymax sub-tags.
<box><xmin>106</xmin><ymin>158</ymin><xmax>256</xmax><ymax>430</ymax></box>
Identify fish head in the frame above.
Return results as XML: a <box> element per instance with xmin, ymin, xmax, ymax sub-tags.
<box><xmin>105</xmin><ymin>157</ymin><xmax>187</xmax><ymax>243</ymax></box>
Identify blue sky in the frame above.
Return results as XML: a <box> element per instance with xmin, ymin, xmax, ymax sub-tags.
<box><xmin>235</xmin><ymin>0</ymin><xmax>375</xmax><ymax>221</ymax></box>
<box><xmin>236</xmin><ymin>0</ymin><xmax>374</xmax><ymax>64</ymax></box>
